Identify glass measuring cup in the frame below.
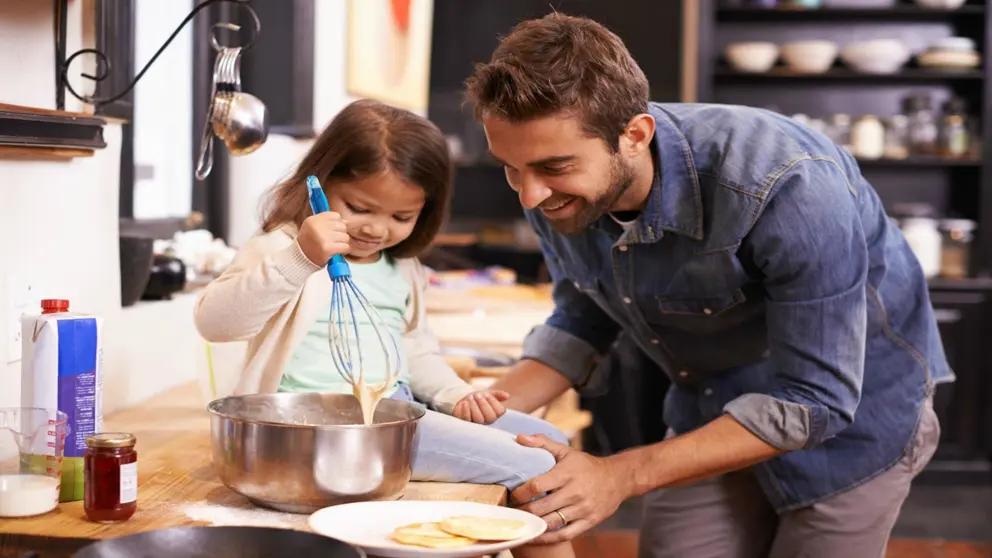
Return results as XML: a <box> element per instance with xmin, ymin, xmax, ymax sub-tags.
<box><xmin>0</xmin><ymin>407</ymin><xmax>68</xmax><ymax>518</ymax></box>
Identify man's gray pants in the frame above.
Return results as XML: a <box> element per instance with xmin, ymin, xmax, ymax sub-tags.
<box><xmin>638</xmin><ymin>399</ymin><xmax>940</xmax><ymax>558</ymax></box>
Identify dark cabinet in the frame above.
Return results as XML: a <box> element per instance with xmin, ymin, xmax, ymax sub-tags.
<box><xmin>922</xmin><ymin>287</ymin><xmax>992</xmax><ymax>483</ymax></box>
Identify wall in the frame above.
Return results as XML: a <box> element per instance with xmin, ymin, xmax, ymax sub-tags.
<box><xmin>0</xmin><ymin>0</ymin><xmax>199</xmax><ymax>412</ymax></box>
<box><xmin>227</xmin><ymin>0</ymin><xmax>428</xmax><ymax>248</ymax></box>
<box><xmin>132</xmin><ymin>0</ymin><xmax>194</xmax><ymax>220</ymax></box>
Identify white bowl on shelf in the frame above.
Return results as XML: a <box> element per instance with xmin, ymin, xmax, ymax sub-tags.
<box><xmin>724</xmin><ymin>42</ymin><xmax>779</xmax><ymax>73</ymax></box>
<box><xmin>913</xmin><ymin>0</ymin><xmax>967</xmax><ymax>9</ymax></box>
<box><xmin>930</xmin><ymin>37</ymin><xmax>976</xmax><ymax>53</ymax></box>
<box><xmin>917</xmin><ymin>50</ymin><xmax>981</xmax><ymax>70</ymax></box>
<box><xmin>780</xmin><ymin>41</ymin><xmax>838</xmax><ymax>74</ymax></box>
<box><xmin>841</xmin><ymin>39</ymin><xmax>910</xmax><ymax>74</ymax></box>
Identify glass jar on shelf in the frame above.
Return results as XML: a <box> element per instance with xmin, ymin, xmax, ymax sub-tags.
<box><xmin>827</xmin><ymin>113</ymin><xmax>851</xmax><ymax>151</ymax></box>
<box><xmin>939</xmin><ymin>97</ymin><xmax>970</xmax><ymax>159</ymax></box>
<box><xmin>883</xmin><ymin>115</ymin><xmax>909</xmax><ymax>160</ymax></box>
<box><xmin>904</xmin><ymin>93</ymin><xmax>938</xmax><ymax>156</ymax></box>
<box><xmin>893</xmin><ymin>203</ymin><xmax>942</xmax><ymax>280</ymax></box>
<box><xmin>939</xmin><ymin>219</ymin><xmax>976</xmax><ymax>280</ymax></box>
<box><xmin>851</xmin><ymin>115</ymin><xmax>885</xmax><ymax>160</ymax></box>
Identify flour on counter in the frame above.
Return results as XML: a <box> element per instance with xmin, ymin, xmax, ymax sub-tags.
<box><xmin>181</xmin><ymin>502</ymin><xmax>304</xmax><ymax>528</ymax></box>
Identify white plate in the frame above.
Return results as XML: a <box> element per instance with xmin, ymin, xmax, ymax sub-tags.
<box><xmin>308</xmin><ymin>500</ymin><xmax>547</xmax><ymax>558</ymax></box>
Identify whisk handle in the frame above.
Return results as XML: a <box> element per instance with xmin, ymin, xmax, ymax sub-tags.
<box><xmin>329</xmin><ymin>254</ymin><xmax>350</xmax><ymax>278</ymax></box>
<box><xmin>306</xmin><ymin>175</ymin><xmax>352</xmax><ymax>279</ymax></box>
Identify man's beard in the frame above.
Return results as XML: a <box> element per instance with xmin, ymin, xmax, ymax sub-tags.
<box><xmin>546</xmin><ymin>155</ymin><xmax>636</xmax><ymax>235</ymax></box>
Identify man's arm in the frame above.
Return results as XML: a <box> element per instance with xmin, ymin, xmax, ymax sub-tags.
<box><xmin>491</xmin><ymin>358</ymin><xmax>574</xmax><ymax>414</ymax></box>
<box><xmin>496</xmin><ymin>219</ymin><xmax>622</xmax><ymax>412</ymax></box>
<box><xmin>616</xmin><ymin>156</ymin><xmax>870</xmax><ymax>492</ymax></box>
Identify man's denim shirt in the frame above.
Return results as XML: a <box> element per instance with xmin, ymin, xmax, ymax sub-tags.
<box><xmin>522</xmin><ymin>102</ymin><xmax>953</xmax><ymax>512</ymax></box>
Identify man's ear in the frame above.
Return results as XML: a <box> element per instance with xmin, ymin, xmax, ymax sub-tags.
<box><xmin>620</xmin><ymin>113</ymin><xmax>656</xmax><ymax>158</ymax></box>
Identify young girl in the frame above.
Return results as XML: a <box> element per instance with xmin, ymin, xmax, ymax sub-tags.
<box><xmin>194</xmin><ymin>99</ymin><xmax>574</xmax><ymax>558</ymax></box>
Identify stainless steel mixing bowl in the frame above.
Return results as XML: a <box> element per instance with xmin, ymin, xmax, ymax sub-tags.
<box><xmin>208</xmin><ymin>393</ymin><xmax>424</xmax><ymax>514</ymax></box>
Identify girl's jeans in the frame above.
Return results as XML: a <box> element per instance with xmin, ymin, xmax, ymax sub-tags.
<box><xmin>390</xmin><ymin>383</ymin><xmax>568</xmax><ymax>490</ymax></box>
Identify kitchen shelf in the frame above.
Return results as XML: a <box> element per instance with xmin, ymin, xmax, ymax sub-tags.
<box><xmin>857</xmin><ymin>156</ymin><xmax>982</xmax><ymax>168</ymax></box>
<box><xmin>716</xmin><ymin>5</ymin><xmax>986</xmax><ymax>22</ymax></box>
<box><xmin>714</xmin><ymin>67</ymin><xmax>985</xmax><ymax>82</ymax></box>
<box><xmin>928</xmin><ymin>277</ymin><xmax>992</xmax><ymax>291</ymax></box>
<box><xmin>0</xmin><ymin>103</ymin><xmax>107</xmax><ymax>153</ymax></box>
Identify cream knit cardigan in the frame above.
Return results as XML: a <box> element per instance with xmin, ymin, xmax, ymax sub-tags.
<box><xmin>193</xmin><ymin>224</ymin><xmax>475</xmax><ymax>413</ymax></box>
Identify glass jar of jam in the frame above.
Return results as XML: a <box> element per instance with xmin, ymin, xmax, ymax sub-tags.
<box><xmin>84</xmin><ymin>433</ymin><xmax>138</xmax><ymax>523</ymax></box>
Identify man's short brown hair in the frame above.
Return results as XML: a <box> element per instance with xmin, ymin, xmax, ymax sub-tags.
<box><xmin>464</xmin><ymin>13</ymin><xmax>649</xmax><ymax>152</ymax></box>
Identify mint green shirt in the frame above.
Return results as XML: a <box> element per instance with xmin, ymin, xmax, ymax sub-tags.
<box><xmin>279</xmin><ymin>255</ymin><xmax>411</xmax><ymax>394</ymax></box>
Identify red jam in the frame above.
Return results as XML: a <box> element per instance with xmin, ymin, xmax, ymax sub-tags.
<box><xmin>83</xmin><ymin>432</ymin><xmax>138</xmax><ymax>523</ymax></box>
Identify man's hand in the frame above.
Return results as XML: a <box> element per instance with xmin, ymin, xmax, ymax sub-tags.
<box><xmin>452</xmin><ymin>390</ymin><xmax>511</xmax><ymax>424</ymax></box>
<box><xmin>510</xmin><ymin>434</ymin><xmax>631</xmax><ymax>544</ymax></box>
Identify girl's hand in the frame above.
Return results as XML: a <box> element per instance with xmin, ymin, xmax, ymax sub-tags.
<box><xmin>453</xmin><ymin>390</ymin><xmax>511</xmax><ymax>424</ymax></box>
<box><xmin>297</xmin><ymin>212</ymin><xmax>352</xmax><ymax>265</ymax></box>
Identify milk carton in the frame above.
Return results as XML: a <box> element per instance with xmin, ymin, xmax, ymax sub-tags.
<box><xmin>21</xmin><ymin>299</ymin><xmax>103</xmax><ymax>502</ymax></box>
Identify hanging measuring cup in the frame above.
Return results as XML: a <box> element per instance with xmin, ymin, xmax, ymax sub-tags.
<box><xmin>0</xmin><ymin>407</ymin><xmax>68</xmax><ymax>517</ymax></box>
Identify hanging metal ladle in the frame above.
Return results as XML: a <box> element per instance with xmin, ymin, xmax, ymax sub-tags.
<box><xmin>195</xmin><ymin>23</ymin><xmax>269</xmax><ymax>180</ymax></box>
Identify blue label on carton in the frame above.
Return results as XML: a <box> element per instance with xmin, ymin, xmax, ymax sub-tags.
<box><xmin>56</xmin><ymin>318</ymin><xmax>98</xmax><ymax>458</ymax></box>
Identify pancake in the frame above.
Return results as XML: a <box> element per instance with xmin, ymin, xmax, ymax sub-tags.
<box><xmin>390</xmin><ymin>521</ymin><xmax>478</xmax><ymax>549</ymax></box>
<box><xmin>438</xmin><ymin>516</ymin><xmax>530</xmax><ymax>541</ymax></box>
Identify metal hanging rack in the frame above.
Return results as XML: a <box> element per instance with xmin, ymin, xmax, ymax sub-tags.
<box><xmin>55</xmin><ymin>0</ymin><xmax>261</xmax><ymax>109</ymax></box>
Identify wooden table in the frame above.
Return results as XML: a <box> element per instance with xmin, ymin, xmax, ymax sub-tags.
<box><xmin>0</xmin><ymin>383</ymin><xmax>507</xmax><ymax>555</ymax></box>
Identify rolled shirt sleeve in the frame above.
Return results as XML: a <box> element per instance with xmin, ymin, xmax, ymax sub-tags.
<box><xmin>724</xmin><ymin>157</ymin><xmax>868</xmax><ymax>451</ymax></box>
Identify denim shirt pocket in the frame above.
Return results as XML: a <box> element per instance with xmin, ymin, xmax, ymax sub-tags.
<box><xmin>655</xmin><ymin>290</ymin><xmax>747</xmax><ymax>335</ymax></box>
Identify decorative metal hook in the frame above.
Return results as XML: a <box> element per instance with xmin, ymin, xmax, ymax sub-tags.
<box><xmin>59</xmin><ymin>0</ymin><xmax>261</xmax><ymax>107</ymax></box>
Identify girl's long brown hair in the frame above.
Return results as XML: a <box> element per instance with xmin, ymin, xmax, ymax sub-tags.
<box><xmin>260</xmin><ymin>99</ymin><xmax>452</xmax><ymax>258</ymax></box>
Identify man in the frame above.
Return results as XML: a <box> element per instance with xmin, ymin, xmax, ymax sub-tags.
<box><xmin>464</xmin><ymin>13</ymin><xmax>949</xmax><ymax>558</ymax></box>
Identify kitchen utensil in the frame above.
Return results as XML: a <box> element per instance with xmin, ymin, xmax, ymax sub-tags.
<box><xmin>0</xmin><ymin>408</ymin><xmax>68</xmax><ymax>518</ymax></box>
<box><xmin>840</xmin><ymin>39</ymin><xmax>910</xmax><ymax>74</ymax></box>
<box><xmin>195</xmin><ymin>29</ymin><xmax>269</xmax><ymax>180</ymax></box>
<box><xmin>72</xmin><ymin>526</ymin><xmax>365</xmax><ymax>558</ymax></box>
<box><xmin>780</xmin><ymin>40</ymin><xmax>838</xmax><ymax>74</ymax></box>
<box><xmin>142</xmin><ymin>254</ymin><xmax>188</xmax><ymax>300</ymax></box>
<box><xmin>119</xmin><ymin>234</ymin><xmax>155</xmax><ymax>307</ymax></box>
<box><xmin>305</xmin><ymin>176</ymin><xmax>402</xmax><ymax>398</ymax></box>
<box><xmin>308</xmin><ymin>500</ymin><xmax>547</xmax><ymax>558</ymax></box>
<box><xmin>207</xmin><ymin>47</ymin><xmax>267</xmax><ymax>154</ymax></box>
<box><xmin>724</xmin><ymin>42</ymin><xmax>779</xmax><ymax>73</ymax></box>
<box><xmin>208</xmin><ymin>392</ymin><xmax>424</xmax><ymax>513</ymax></box>
<box><xmin>211</xmin><ymin>91</ymin><xmax>269</xmax><ymax>154</ymax></box>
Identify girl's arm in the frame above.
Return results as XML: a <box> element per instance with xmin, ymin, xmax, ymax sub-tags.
<box><xmin>194</xmin><ymin>232</ymin><xmax>320</xmax><ymax>342</ymax></box>
<box><xmin>402</xmin><ymin>260</ymin><xmax>475</xmax><ymax>414</ymax></box>
<box><xmin>403</xmin><ymin>320</ymin><xmax>477</xmax><ymax>414</ymax></box>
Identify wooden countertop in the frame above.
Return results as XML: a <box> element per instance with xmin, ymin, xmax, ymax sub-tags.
<box><xmin>0</xmin><ymin>383</ymin><xmax>506</xmax><ymax>543</ymax></box>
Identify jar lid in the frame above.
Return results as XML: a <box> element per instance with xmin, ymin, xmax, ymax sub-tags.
<box><xmin>41</xmin><ymin>299</ymin><xmax>69</xmax><ymax>312</ymax></box>
<box><xmin>86</xmin><ymin>432</ymin><xmax>136</xmax><ymax>449</ymax></box>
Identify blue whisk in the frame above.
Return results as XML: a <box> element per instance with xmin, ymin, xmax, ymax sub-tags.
<box><xmin>305</xmin><ymin>175</ymin><xmax>402</xmax><ymax>394</ymax></box>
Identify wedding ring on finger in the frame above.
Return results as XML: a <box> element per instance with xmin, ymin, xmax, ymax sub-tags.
<box><xmin>555</xmin><ymin>509</ymin><xmax>568</xmax><ymax>528</ymax></box>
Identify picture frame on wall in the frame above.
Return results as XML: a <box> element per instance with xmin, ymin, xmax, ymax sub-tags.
<box><xmin>346</xmin><ymin>0</ymin><xmax>434</xmax><ymax>113</ymax></box>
